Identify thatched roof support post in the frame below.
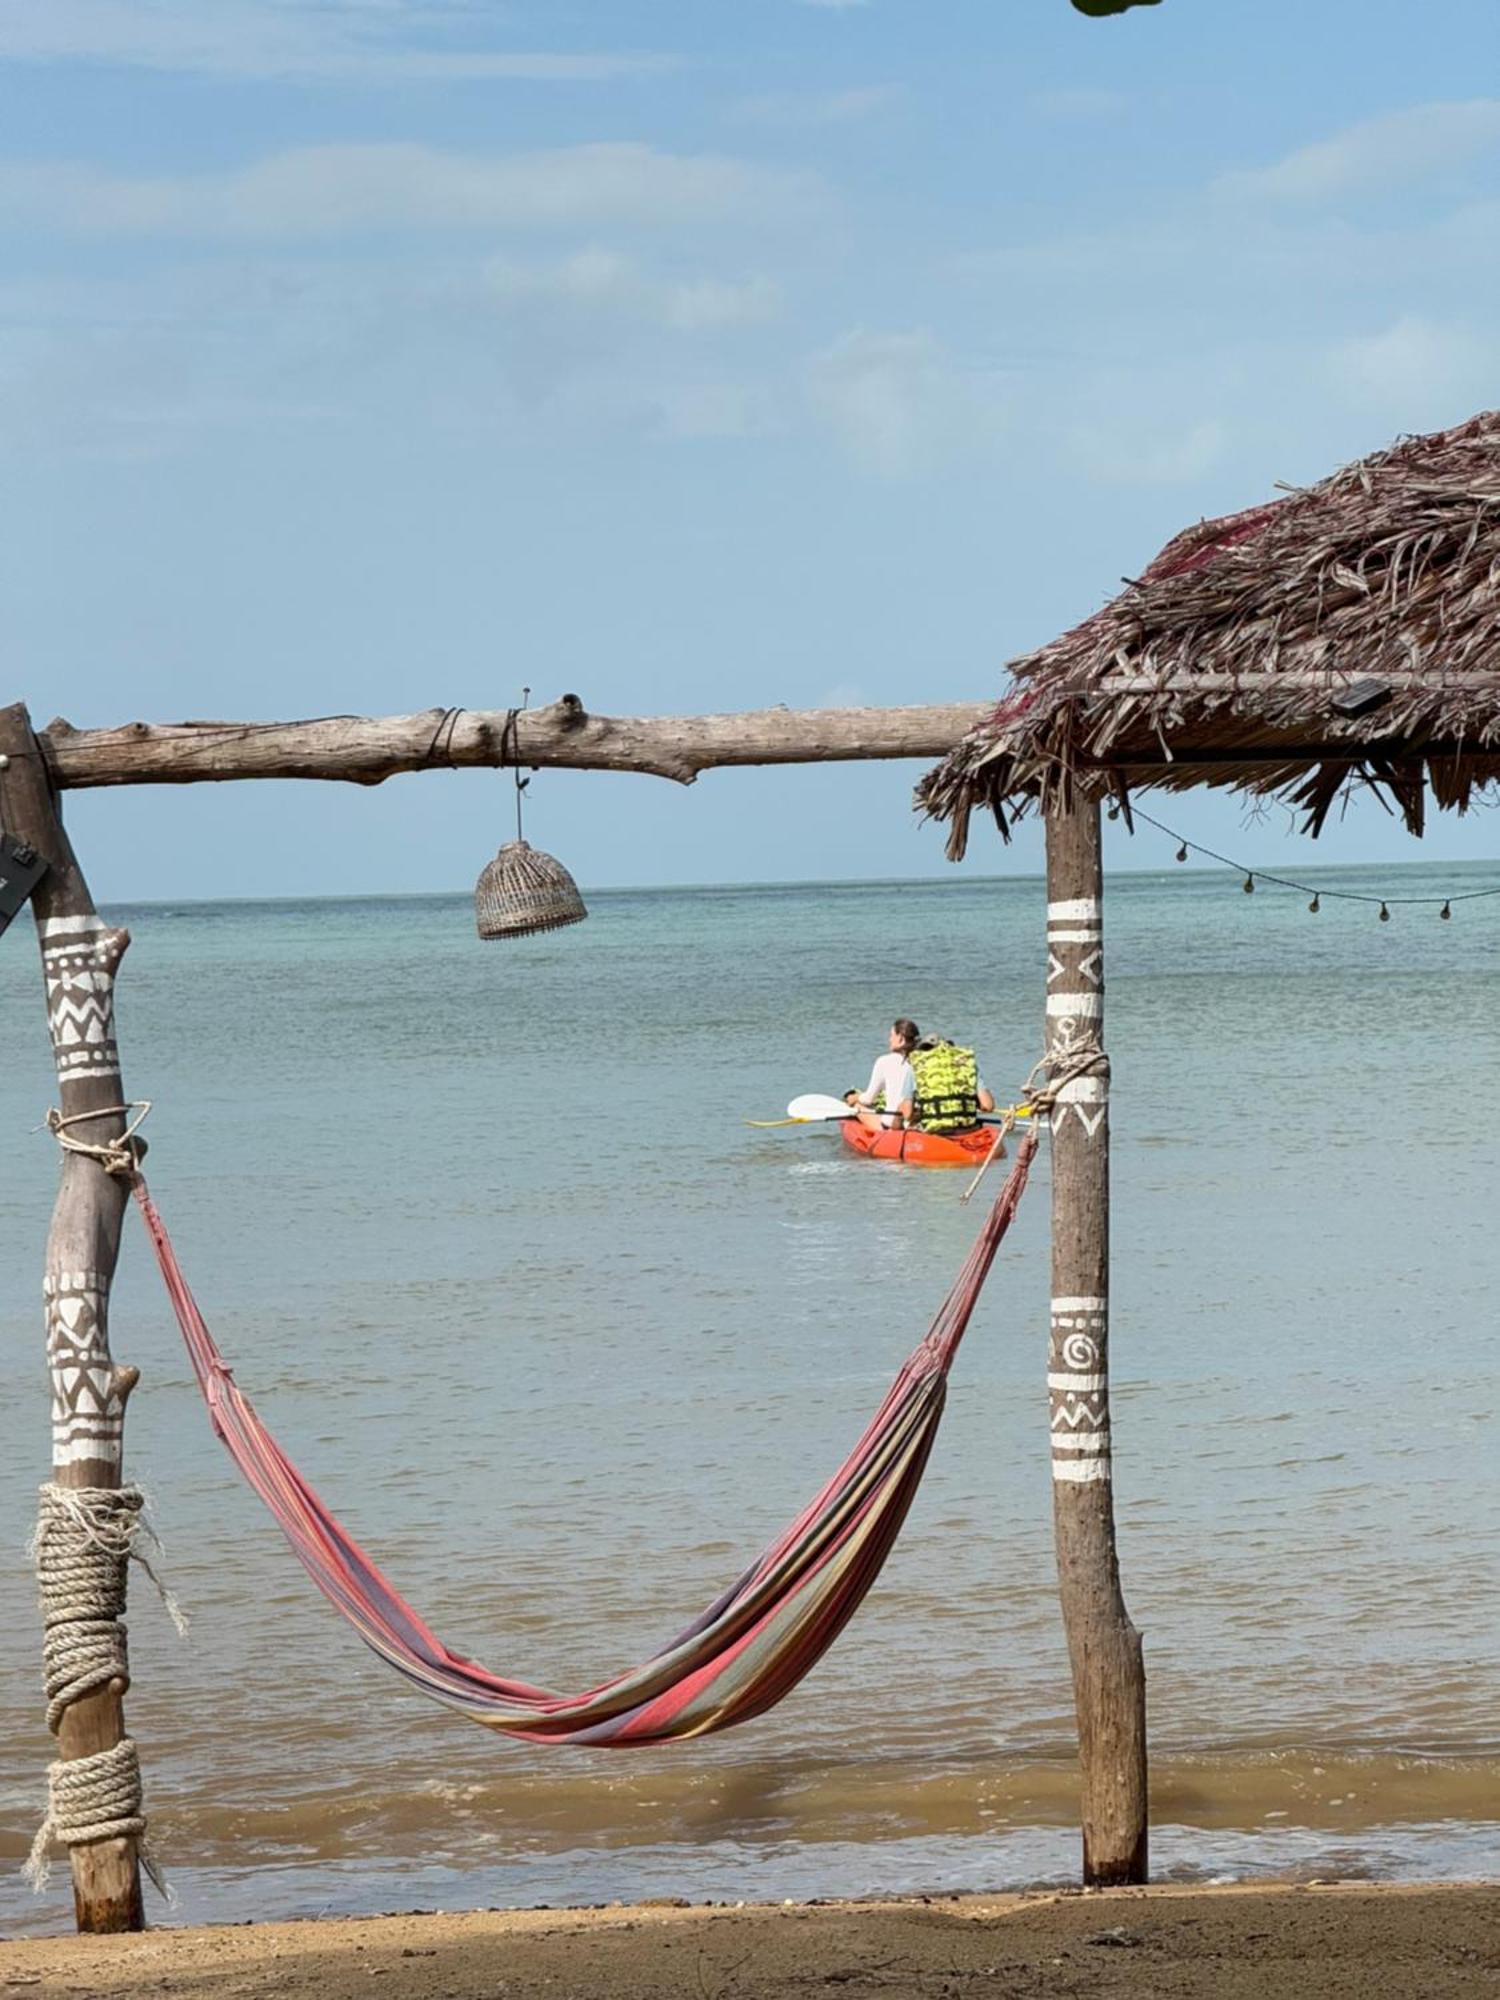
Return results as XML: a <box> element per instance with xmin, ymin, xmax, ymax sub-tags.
<box><xmin>0</xmin><ymin>704</ymin><xmax>145</xmax><ymax>1933</ymax></box>
<box><xmin>1044</xmin><ymin>798</ymin><xmax>1149</xmax><ymax>1885</ymax></box>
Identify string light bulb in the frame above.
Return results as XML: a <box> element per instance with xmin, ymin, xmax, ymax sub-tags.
<box><xmin>1123</xmin><ymin>799</ymin><xmax>1495</xmax><ymax>925</ymax></box>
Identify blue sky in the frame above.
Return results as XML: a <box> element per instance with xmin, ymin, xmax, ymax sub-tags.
<box><xmin>3</xmin><ymin>0</ymin><xmax>1497</xmax><ymax>899</ymax></box>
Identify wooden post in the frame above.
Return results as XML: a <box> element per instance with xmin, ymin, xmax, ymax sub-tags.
<box><xmin>1044</xmin><ymin>798</ymin><xmax>1148</xmax><ymax>1886</ymax></box>
<box><xmin>0</xmin><ymin>704</ymin><xmax>145</xmax><ymax>1932</ymax></box>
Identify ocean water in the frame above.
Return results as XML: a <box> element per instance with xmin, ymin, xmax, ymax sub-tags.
<box><xmin>2</xmin><ymin>865</ymin><xmax>1498</xmax><ymax>1934</ymax></box>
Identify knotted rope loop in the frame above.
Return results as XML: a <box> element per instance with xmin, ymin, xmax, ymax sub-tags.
<box><xmin>1020</xmin><ymin>1046</ymin><xmax>1110</xmax><ymax>1119</ymax></box>
<box><xmin>957</xmin><ymin>1048</ymin><xmax>1107</xmax><ymax>1204</ymax></box>
<box><xmin>961</xmin><ymin>1046</ymin><xmax>1105</xmax><ymax>1205</ymax></box>
<box><xmin>44</xmin><ymin>1101</ymin><xmax>151</xmax><ymax>1177</ymax></box>
<box><xmin>24</xmin><ymin>1737</ymin><xmax>170</xmax><ymax>1900</ymax></box>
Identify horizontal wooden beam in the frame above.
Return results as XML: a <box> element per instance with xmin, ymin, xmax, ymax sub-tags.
<box><xmin>41</xmin><ymin>698</ymin><xmax>995</xmax><ymax>790</ymax></box>
<box><xmin>32</xmin><ymin>691</ymin><xmax>1500</xmax><ymax>796</ymax></box>
<box><xmin>1091</xmin><ymin>744</ymin><xmax>1451</xmax><ymax>767</ymax></box>
<box><xmin>1091</xmin><ymin>671</ymin><xmax>1500</xmax><ymax>696</ymax></box>
<box><xmin>1099</xmin><ymin>734</ymin><xmax>1500</xmax><ymax>770</ymax></box>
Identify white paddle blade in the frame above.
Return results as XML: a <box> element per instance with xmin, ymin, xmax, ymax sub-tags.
<box><xmin>786</xmin><ymin>1092</ymin><xmax>855</xmax><ymax>1122</ymax></box>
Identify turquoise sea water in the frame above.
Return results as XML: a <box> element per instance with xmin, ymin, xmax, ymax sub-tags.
<box><xmin>2</xmin><ymin>865</ymin><xmax>1498</xmax><ymax>1933</ymax></box>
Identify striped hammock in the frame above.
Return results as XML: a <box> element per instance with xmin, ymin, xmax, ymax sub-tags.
<box><xmin>131</xmin><ymin>1131</ymin><xmax>1035</xmax><ymax>1747</ymax></box>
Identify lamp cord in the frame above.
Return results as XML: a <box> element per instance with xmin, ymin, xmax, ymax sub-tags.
<box><xmin>1114</xmin><ymin>799</ymin><xmax>1500</xmax><ymax>918</ymax></box>
<box><xmin>498</xmin><ymin>690</ymin><xmax>531</xmax><ymax>844</ymax></box>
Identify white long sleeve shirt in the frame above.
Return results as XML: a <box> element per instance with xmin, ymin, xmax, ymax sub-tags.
<box><xmin>857</xmin><ymin>1053</ymin><xmax>916</xmax><ymax>1124</ymax></box>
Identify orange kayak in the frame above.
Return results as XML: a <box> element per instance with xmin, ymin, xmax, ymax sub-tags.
<box><xmin>839</xmin><ymin>1121</ymin><xmax>1001</xmax><ymax>1168</ymax></box>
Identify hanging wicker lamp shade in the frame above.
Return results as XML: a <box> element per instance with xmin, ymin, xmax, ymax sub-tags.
<box><xmin>474</xmin><ymin>839</ymin><xmax>588</xmax><ymax>940</ymax></box>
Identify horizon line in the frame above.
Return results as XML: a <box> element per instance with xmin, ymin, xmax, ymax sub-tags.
<box><xmin>94</xmin><ymin>854</ymin><xmax>1500</xmax><ymax>911</ymax></box>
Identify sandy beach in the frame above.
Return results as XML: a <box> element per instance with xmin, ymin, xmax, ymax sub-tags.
<box><xmin>4</xmin><ymin>1884</ymin><xmax>1497</xmax><ymax>1999</ymax></box>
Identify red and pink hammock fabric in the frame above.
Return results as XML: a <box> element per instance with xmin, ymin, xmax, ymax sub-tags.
<box><xmin>131</xmin><ymin>1130</ymin><xmax>1035</xmax><ymax>1748</ymax></box>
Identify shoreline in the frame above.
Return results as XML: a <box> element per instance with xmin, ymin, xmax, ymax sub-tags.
<box><xmin>4</xmin><ymin>1881</ymin><xmax>1498</xmax><ymax>1998</ymax></box>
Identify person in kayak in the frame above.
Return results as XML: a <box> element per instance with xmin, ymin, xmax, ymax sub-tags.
<box><xmin>844</xmin><ymin>1018</ymin><xmax>920</xmax><ymax>1129</ymax></box>
<box><xmin>907</xmin><ymin>1036</ymin><xmax>997</xmax><ymax>1133</ymax></box>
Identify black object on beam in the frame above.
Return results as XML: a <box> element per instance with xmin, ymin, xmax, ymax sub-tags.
<box><xmin>1330</xmin><ymin>678</ymin><xmax>1393</xmax><ymax>719</ymax></box>
<box><xmin>1071</xmin><ymin>0</ymin><xmax>1161</xmax><ymax>13</ymax></box>
<box><xmin>0</xmin><ymin>831</ymin><xmax>48</xmax><ymax>939</ymax></box>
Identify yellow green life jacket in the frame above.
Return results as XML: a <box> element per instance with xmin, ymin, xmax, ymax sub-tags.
<box><xmin>910</xmin><ymin>1041</ymin><xmax>979</xmax><ymax>1134</ymax></box>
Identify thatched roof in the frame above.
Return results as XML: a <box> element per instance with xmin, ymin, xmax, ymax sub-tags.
<box><xmin>919</xmin><ymin>411</ymin><xmax>1500</xmax><ymax>858</ymax></box>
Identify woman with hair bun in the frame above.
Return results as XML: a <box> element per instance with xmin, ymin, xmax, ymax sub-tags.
<box><xmin>844</xmin><ymin>1019</ymin><xmax>920</xmax><ymax>1131</ymax></box>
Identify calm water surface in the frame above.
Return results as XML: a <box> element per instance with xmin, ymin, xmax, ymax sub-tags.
<box><xmin>2</xmin><ymin>868</ymin><xmax>1498</xmax><ymax>1931</ymax></box>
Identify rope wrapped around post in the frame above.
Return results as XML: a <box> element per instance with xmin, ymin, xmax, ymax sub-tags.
<box><xmin>960</xmin><ymin>1048</ymin><xmax>1110</xmax><ymax>1204</ymax></box>
<box><xmin>44</xmin><ymin>1101</ymin><xmax>151</xmax><ymax>1178</ymax></box>
<box><xmin>1025</xmin><ymin>1045</ymin><xmax>1109</xmax><ymax>1118</ymax></box>
<box><xmin>25</xmin><ymin>1104</ymin><xmax>181</xmax><ymax>1904</ymax></box>
<box><xmin>25</xmin><ymin>1483</ymin><xmax>182</xmax><ymax>1898</ymax></box>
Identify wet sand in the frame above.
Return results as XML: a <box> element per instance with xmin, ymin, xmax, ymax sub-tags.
<box><xmin>3</xmin><ymin>1883</ymin><xmax>1497</xmax><ymax>1999</ymax></box>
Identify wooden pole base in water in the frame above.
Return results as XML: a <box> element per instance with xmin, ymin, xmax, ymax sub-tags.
<box><xmin>1044</xmin><ymin>799</ymin><xmax>1149</xmax><ymax>1886</ymax></box>
<box><xmin>0</xmin><ymin>703</ymin><xmax>145</xmax><ymax>1933</ymax></box>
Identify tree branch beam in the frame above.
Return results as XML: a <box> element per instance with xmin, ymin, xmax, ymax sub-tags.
<box><xmin>43</xmin><ymin>698</ymin><xmax>996</xmax><ymax>791</ymax></box>
<box><xmin>1091</xmin><ymin>671</ymin><xmax>1500</xmax><ymax>695</ymax></box>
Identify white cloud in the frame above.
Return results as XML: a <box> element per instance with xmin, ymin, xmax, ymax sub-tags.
<box><xmin>955</xmin><ymin>119</ymin><xmax>1500</xmax><ymax>330</ymax></box>
<box><xmin>734</xmin><ymin>85</ymin><xmax>896</xmax><ymax>127</ymax></box>
<box><xmin>927</xmin><ymin>93</ymin><xmax>1500</xmax><ymax>493</ymax></box>
<box><xmin>484</xmin><ymin>251</ymin><xmax>779</xmax><ymax>331</ymax></box>
<box><xmin>655</xmin><ymin>382</ymin><xmax>776</xmax><ymax>440</ymax></box>
<box><xmin>1065</xmin><ymin>414</ymin><xmax>1229</xmax><ymax>487</ymax></box>
<box><xmin>0</xmin><ymin>144</ymin><xmax>820</xmax><ymax>239</ymax></box>
<box><xmin>0</xmin><ymin>244</ymin><xmax>790</xmax><ymax>459</ymax></box>
<box><xmin>666</xmin><ymin>275</ymin><xmax>781</xmax><ymax>332</ymax></box>
<box><xmin>1330</xmin><ymin>315</ymin><xmax>1492</xmax><ymax>422</ymax></box>
<box><xmin>1029</xmin><ymin>87</ymin><xmax>1130</xmax><ymax>121</ymax></box>
<box><xmin>1217</xmin><ymin>100</ymin><xmax>1500</xmax><ymax>204</ymax></box>
<box><xmin>805</xmin><ymin>329</ymin><xmax>1007</xmax><ymax>476</ymax></box>
<box><xmin>0</xmin><ymin>0</ymin><xmax>669</xmax><ymax>82</ymax></box>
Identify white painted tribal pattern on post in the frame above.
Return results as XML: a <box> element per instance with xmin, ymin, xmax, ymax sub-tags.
<box><xmin>1045</xmin><ymin>896</ymin><xmax>1106</xmax><ymax>1140</ymax></box>
<box><xmin>44</xmin><ymin>1268</ymin><xmax>124</xmax><ymax>1469</ymax></box>
<box><xmin>1049</xmin><ymin>1295</ymin><xmax>1110</xmax><ymax>1485</ymax></box>
<box><xmin>41</xmin><ymin>916</ymin><xmax>122</xmax><ymax>1086</ymax></box>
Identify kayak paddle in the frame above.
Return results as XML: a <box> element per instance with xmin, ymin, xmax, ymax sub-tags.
<box><xmin>746</xmin><ymin>1092</ymin><xmax>1034</xmax><ymax>1128</ymax></box>
<box><xmin>743</xmin><ymin>1093</ymin><xmax>856</xmax><ymax>1127</ymax></box>
<box><xmin>788</xmin><ymin>1092</ymin><xmax>862</xmax><ymax>1122</ymax></box>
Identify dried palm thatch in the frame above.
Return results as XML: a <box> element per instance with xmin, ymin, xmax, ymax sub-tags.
<box><xmin>918</xmin><ymin>410</ymin><xmax>1500</xmax><ymax>858</ymax></box>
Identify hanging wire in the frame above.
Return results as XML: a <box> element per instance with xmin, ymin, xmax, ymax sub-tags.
<box><xmin>497</xmin><ymin>690</ymin><xmax>532</xmax><ymax>843</ymax></box>
<box><xmin>1119</xmin><ymin>800</ymin><xmax>1500</xmax><ymax>916</ymax></box>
